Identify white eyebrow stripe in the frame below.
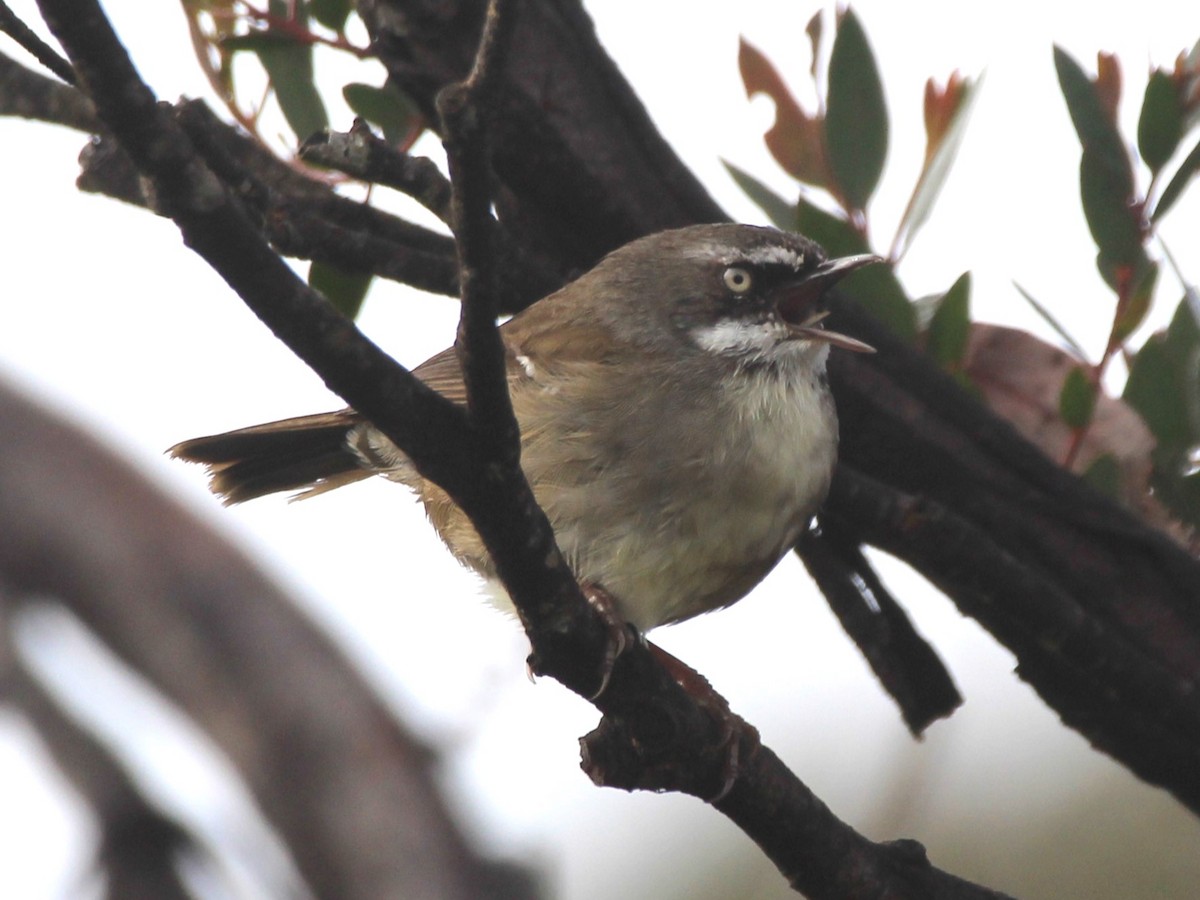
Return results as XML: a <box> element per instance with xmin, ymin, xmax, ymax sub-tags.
<box><xmin>680</xmin><ymin>241</ymin><xmax>806</xmax><ymax>269</ymax></box>
<box><xmin>742</xmin><ymin>246</ymin><xmax>805</xmax><ymax>268</ymax></box>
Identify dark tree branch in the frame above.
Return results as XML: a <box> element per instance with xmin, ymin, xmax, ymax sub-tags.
<box><xmin>0</xmin><ymin>47</ymin><xmax>94</xmax><ymax>129</ymax></box>
<box><xmin>300</xmin><ymin>121</ymin><xmax>454</xmax><ymax>221</ymax></box>
<box><xmin>358</xmin><ymin>0</ymin><xmax>727</xmax><ymax>270</ymax></box>
<box><xmin>826</xmin><ymin>464</ymin><xmax>1200</xmax><ymax>805</ymax></box>
<box><xmin>297</xmin><ymin>120</ymin><xmax>566</xmax><ymax>308</ymax></box>
<box><xmin>439</xmin><ymin>0</ymin><xmax>519</xmax><ymax>440</ymax></box>
<box><xmin>797</xmin><ymin>523</ymin><xmax>962</xmax><ymax>735</ymax></box>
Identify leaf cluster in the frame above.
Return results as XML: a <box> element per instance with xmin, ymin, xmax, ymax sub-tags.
<box><xmin>731</xmin><ymin>10</ymin><xmax>1200</xmax><ymax>537</ymax></box>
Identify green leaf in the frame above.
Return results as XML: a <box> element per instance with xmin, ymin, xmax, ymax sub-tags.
<box><xmin>1059</xmin><ymin>365</ymin><xmax>1096</xmax><ymax>429</ymax></box>
<box><xmin>343</xmin><ymin>82</ymin><xmax>419</xmax><ymax>145</ymax></box>
<box><xmin>250</xmin><ymin>0</ymin><xmax>327</xmax><ymax>142</ymax></box>
<box><xmin>796</xmin><ymin>197</ymin><xmax>915</xmax><ymax>341</ymax></box>
<box><xmin>1163</xmin><ymin>290</ymin><xmax>1200</xmax><ymax>373</ymax></box>
<box><xmin>1138</xmin><ymin>69</ymin><xmax>1183</xmax><ymax>174</ymax></box>
<box><xmin>1161</xmin><ymin>472</ymin><xmax>1200</xmax><ymax>529</ymax></box>
<box><xmin>1053</xmin><ymin>46</ymin><xmax>1129</xmax><ymax>174</ymax></box>
<box><xmin>1151</xmin><ymin>137</ymin><xmax>1200</xmax><ymax>222</ymax></box>
<box><xmin>1080</xmin><ymin>142</ymin><xmax>1141</xmax><ymax>270</ymax></box>
<box><xmin>1082</xmin><ymin>453</ymin><xmax>1121</xmax><ymax>498</ymax></box>
<box><xmin>1128</xmin><ymin>293</ymin><xmax>1200</xmax><ymax>529</ymax></box>
<box><xmin>1112</xmin><ymin>260</ymin><xmax>1158</xmax><ymax>344</ymax></box>
<box><xmin>794</xmin><ymin>194</ymin><xmax>869</xmax><ymax>254</ymax></box>
<box><xmin>309</xmin><ymin>261</ymin><xmax>372</xmax><ymax>319</ymax></box>
<box><xmin>256</xmin><ymin>37</ymin><xmax>329</xmax><ymax>141</ymax></box>
<box><xmin>1125</xmin><ymin>337</ymin><xmax>1189</xmax><ymax>452</ymax></box>
<box><xmin>722</xmin><ymin>162</ymin><xmax>796</xmax><ymax>229</ymax></box>
<box><xmin>925</xmin><ymin>272</ymin><xmax>971</xmax><ymax>368</ymax></box>
<box><xmin>311</xmin><ymin>0</ymin><xmax>353</xmax><ymax>33</ymax></box>
<box><xmin>825</xmin><ymin>9</ymin><xmax>888</xmax><ymax>211</ymax></box>
<box><xmin>1012</xmin><ymin>281</ymin><xmax>1090</xmax><ymax>360</ymax></box>
<box><xmin>1163</xmin><ymin>294</ymin><xmax>1200</xmax><ymax>443</ymax></box>
<box><xmin>895</xmin><ymin>73</ymin><xmax>982</xmax><ymax>258</ymax></box>
<box><xmin>1054</xmin><ymin>47</ymin><xmax>1141</xmax><ymax>274</ymax></box>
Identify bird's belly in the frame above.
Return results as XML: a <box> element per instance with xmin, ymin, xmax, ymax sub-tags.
<box><xmin>584</xmin><ymin>494</ymin><xmax>808</xmax><ymax>630</ymax></box>
<box><xmin>549</xmin><ymin>409</ymin><xmax>836</xmax><ymax>630</ymax></box>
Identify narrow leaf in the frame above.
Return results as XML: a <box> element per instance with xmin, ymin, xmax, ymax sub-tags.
<box><xmin>894</xmin><ymin>72</ymin><xmax>982</xmax><ymax>258</ymax></box>
<box><xmin>925</xmin><ymin>272</ymin><xmax>972</xmax><ymax>368</ymax></box>
<box><xmin>1151</xmin><ymin>136</ymin><xmax>1200</xmax><ymax>221</ymax></box>
<box><xmin>1012</xmin><ymin>282</ymin><xmax>1090</xmax><ymax>359</ymax></box>
<box><xmin>256</xmin><ymin>39</ymin><xmax>329</xmax><ymax>141</ymax></box>
<box><xmin>1059</xmin><ymin>365</ymin><xmax>1096</xmax><ymax>429</ymax></box>
<box><xmin>311</xmin><ymin>0</ymin><xmax>353</xmax><ymax>33</ymax></box>
<box><xmin>1080</xmin><ymin>148</ymin><xmax>1142</xmax><ymax>270</ymax></box>
<box><xmin>1054</xmin><ymin>46</ymin><xmax>1133</xmax><ymax>195</ymax></box>
<box><xmin>309</xmin><ymin>261</ymin><xmax>372</xmax><ymax>319</ymax></box>
<box><xmin>723</xmin><ymin>161</ymin><xmax>796</xmax><ymax>229</ymax></box>
<box><xmin>343</xmin><ymin>82</ymin><xmax>419</xmax><ymax>145</ymax></box>
<box><xmin>1112</xmin><ymin>260</ymin><xmax>1158</xmax><ymax>343</ymax></box>
<box><xmin>825</xmin><ymin>9</ymin><xmax>888</xmax><ymax>211</ymax></box>
<box><xmin>1082</xmin><ymin>453</ymin><xmax>1121</xmax><ymax>498</ymax></box>
<box><xmin>1138</xmin><ymin>69</ymin><xmax>1184</xmax><ymax>174</ymax></box>
<box><xmin>1125</xmin><ymin>338</ymin><xmax>1189</xmax><ymax>451</ymax></box>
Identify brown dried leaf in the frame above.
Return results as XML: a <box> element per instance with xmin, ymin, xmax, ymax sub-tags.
<box><xmin>1095</xmin><ymin>51</ymin><xmax>1123</xmax><ymax>124</ymax></box>
<box><xmin>923</xmin><ymin>71</ymin><xmax>966</xmax><ymax>164</ymax></box>
<box><xmin>738</xmin><ymin>37</ymin><xmax>831</xmax><ymax>188</ymax></box>
<box><xmin>964</xmin><ymin>324</ymin><xmax>1151</xmax><ymax>493</ymax></box>
<box><xmin>964</xmin><ymin>324</ymin><xmax>1197</xmax><ymax>549</ymax></box>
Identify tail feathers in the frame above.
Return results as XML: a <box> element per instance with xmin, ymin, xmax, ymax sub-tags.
<box><xmin>170</xmin><ymin>412</ymin><xmax>371</xmax><ymax>504</ymax></box>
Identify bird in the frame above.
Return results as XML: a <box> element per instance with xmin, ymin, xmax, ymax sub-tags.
<box><xmin>171</xmin><ymin>223</ymin><xmax>876</xmax><ymax>635</ymax></box>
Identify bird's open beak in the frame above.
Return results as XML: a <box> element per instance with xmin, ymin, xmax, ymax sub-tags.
<box><xmin>774</xmin><ymin>253</ymin><xmax>880</xmax><ymax>353</ymax></box>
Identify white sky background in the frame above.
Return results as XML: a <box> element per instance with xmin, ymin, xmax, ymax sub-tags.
<box><xmin>2</xmin><ymin>1</ymin><xmax>1200</xmax><ymax>898</ymax></box>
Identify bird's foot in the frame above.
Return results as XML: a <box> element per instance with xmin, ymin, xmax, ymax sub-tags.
<box><xmin>581</xmin><ymin>583</ymin><xmax>639</xmax><ymax>701</ymax></box>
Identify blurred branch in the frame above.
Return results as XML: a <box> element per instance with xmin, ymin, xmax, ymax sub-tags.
<box><xmin>0</xmin><ymin>47</ymin><xmax>95</xmax><ymax>129</ymax></box>
<box><xmin>0</xmin><ymin>609</ymin><xmax>194</xmax><ymax>900</ymax></box>
<box><xmin>0</xmin><ymin>376</ymin><xmax>538</xmax><ymax>899</ymax></box>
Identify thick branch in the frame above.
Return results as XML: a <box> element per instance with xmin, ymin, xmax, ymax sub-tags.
<box><xmin>0</xmin><ymin>378</ymin><xmax>536</xmax><ymax>900</ymax></box>
<box><xmin>797</xmin><ymin>525</ymin><xmax>962</xmax><ymax>735</ymax></box>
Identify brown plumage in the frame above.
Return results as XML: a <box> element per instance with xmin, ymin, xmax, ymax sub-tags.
<box><xmin>171</xmin><ymin>224</ymin><xmax>875</xmax><ymax>631</ymax></box>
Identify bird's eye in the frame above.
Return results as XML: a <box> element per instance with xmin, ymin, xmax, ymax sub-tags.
<box><xmin>723</xmin><ymin>266</ymin><xmax>753</xmax><ymax>294</ymax></box>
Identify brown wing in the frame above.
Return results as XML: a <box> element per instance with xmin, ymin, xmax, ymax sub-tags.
<box><xmin>412</xmin><ymin>305</ymin><xmax>619</xmax><ymax>404</ymax></box>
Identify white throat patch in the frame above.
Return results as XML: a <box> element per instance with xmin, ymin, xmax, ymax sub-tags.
<box><xmin>692</xmin><ymin>319</ymin><xmax>783</xmax><ymax>356</ymax></box>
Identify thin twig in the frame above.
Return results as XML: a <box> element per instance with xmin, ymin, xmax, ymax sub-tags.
<box><xmin>299</xmin><ymin>122</ymin><xmax>453</xmax><ymax>223</ymax></box>
<box><xmin>0</xmin><ymin>0</ymin><xmax>75</xmax><ymax>84</ymax></box>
